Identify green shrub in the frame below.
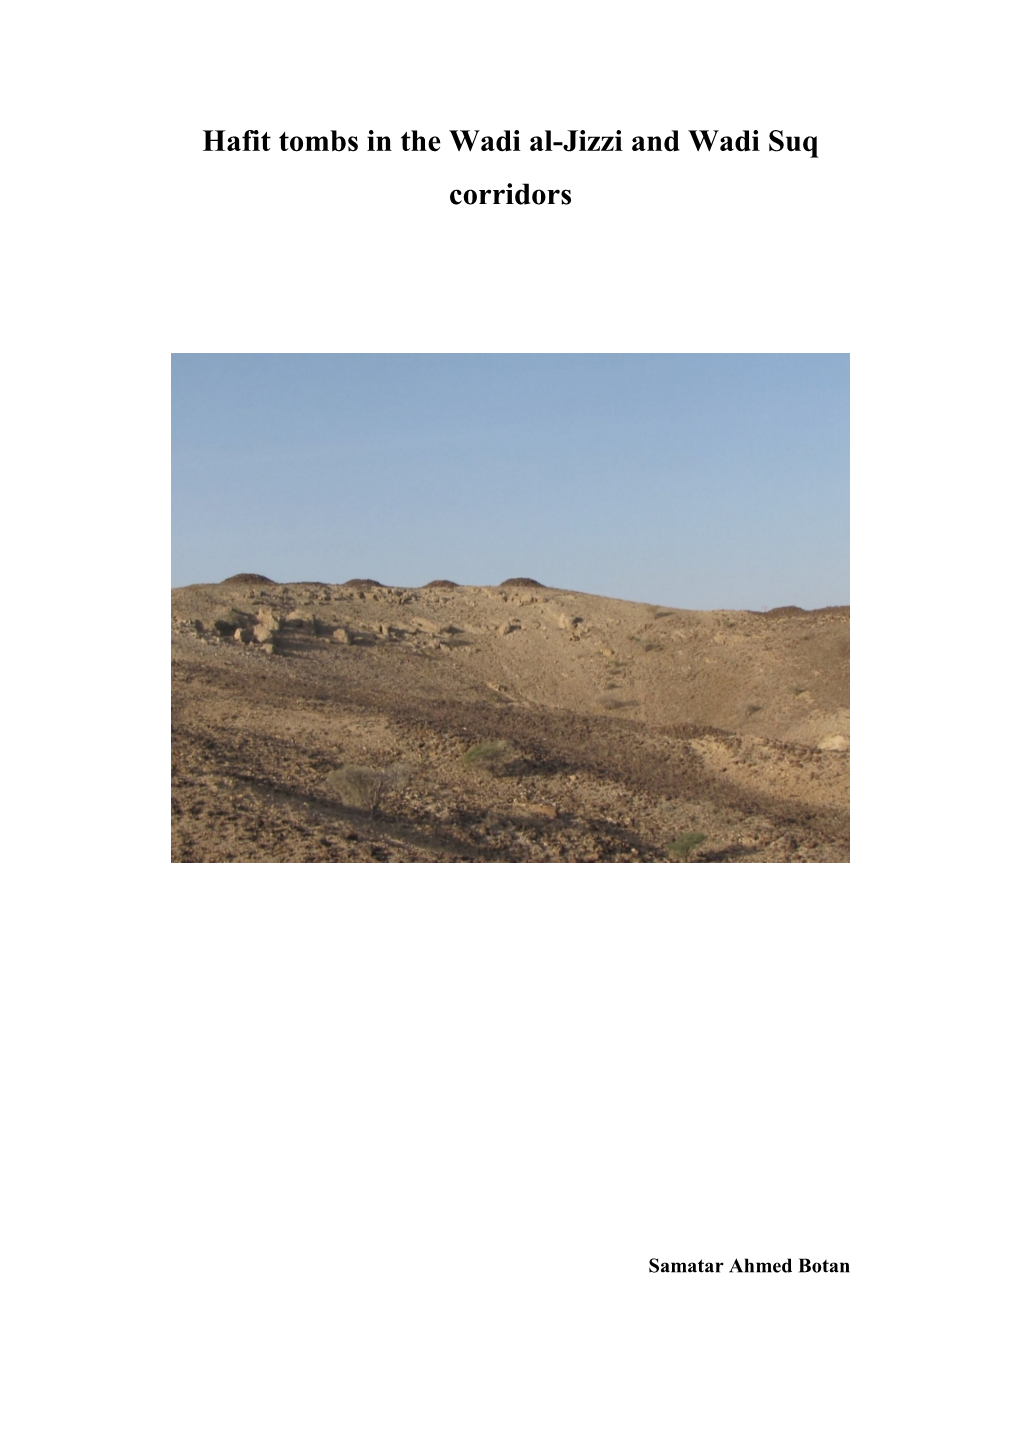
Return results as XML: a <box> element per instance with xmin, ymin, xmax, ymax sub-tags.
<box><xmin>668</xmin><ymin>831</ymin><xmax>707</xmax><ymax>862</ymax></box>
<box><xmin>463</xmin><ymin>740</ymin><xmax>514</xmax><ymax>774</ymax></box>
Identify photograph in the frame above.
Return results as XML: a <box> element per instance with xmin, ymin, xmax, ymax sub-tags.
<box><xmin>172</xmin><ymin>352</ymin><xmax>849</xmax><ymax>862</ymax></box>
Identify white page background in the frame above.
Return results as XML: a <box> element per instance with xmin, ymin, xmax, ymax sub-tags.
<box><xmin>5</xmin><ymin>2</ymin><xmax>1012</xmax><ymax>1439</ymax></box>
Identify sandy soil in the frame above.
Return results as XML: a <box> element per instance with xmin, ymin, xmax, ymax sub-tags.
<box><xmin>171</xmin><ymin>576</ymin><xmax>849</xmax><ymax>863</ymax></box>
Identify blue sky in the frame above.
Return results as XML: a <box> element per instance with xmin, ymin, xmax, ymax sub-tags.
<box><xmin>172</xmin><ymin>354</ymin><xmax>848</xmax><ymax>609</ymax></box>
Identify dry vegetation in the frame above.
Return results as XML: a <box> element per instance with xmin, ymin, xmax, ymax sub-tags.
<box><xmin>171</xmin><ymin>576</ymin><xmax>849</xmax><ymax>862</ymax></box>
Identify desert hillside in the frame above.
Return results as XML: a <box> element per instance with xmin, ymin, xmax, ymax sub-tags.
<box><xmin>171</xmin><ymin>576</ymin><xmax>849</xmax><ymax>862</ymax></box>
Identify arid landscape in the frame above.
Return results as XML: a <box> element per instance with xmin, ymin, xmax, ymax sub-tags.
<box><xmin>171</xmin><ymin>574</ymin><xmax>849</xmax><ymax>862</ymax></box>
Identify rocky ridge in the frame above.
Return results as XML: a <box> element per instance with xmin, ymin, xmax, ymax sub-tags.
<box><xmin>171</xmin><ymin>577</ymin><xmax>849</xmax><ymax>862</ymax></box>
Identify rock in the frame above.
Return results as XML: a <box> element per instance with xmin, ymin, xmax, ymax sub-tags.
<box><xmin>253</xmin><ymin>624</ymin><xmax>275</xmax><ymax>642</ymax></box>
<box><xmin>233</xmin><ymin>628</ymin><xmax>254</xmax><ymax>643</ymax></box>
<box><xmin>256</xmin><ymin>608</ymin><xmax>281</xmax><ymax>631</ymax></box>
<box><xmin>411</xmin><ymin>617</ymin><xmax>441</xmax><ymax>633</ymax></box>
<box><xmin>818</xmin><ymin>734</ymin><xmax>850</xmax><ymax>751</ymax></box>
<box><xmin>333</xmin><ymin>626</ymin><xmax>353</xmax><ymax>644</ymax></box>
<box><xmin>498</xmin><ymin>620</ymin><xmax>521</xmax><ymax>635</ymax></box>
<box><xmin>558</xmin><ymin>613</ymin><xmax>582</xmax><ymax>630</ymax></box>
